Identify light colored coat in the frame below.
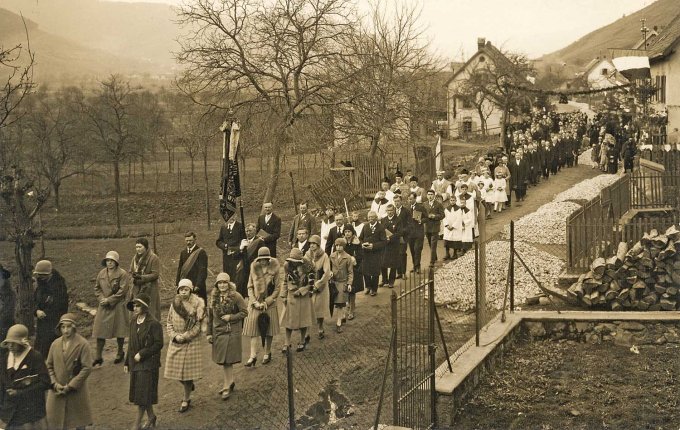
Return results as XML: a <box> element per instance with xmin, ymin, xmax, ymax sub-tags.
<box><xmin>129</xmin><ymin>251</ymin><xmax>161</xmax><ymax>320</ymax></box>
<box><xmin>46</xmin><ymin>334</ymin><xmax>93</xmax><ymax>430</ymax></box>
<box><xmin>242</xmin><ymin>258</ymin><xmax>282</xmax><ymax>337</ymax></box>
<box><xmin>164</xmin><ymin>295</ymin><xmax>205</xmax><ymax>381</ymax></box>
<box><xmin>330</xmin><ymin>251</ymin><xmax>354</xmax><ymax>305</ymax></box>
<box><xmin>92</xmin><ymin>267</ymin><xmax>130</xmax><ymax>339</ymax></box>
<box><xmin>306</xmin><ymin>249</ymin><xmax>331</xmax><ymax>320</ymax></box>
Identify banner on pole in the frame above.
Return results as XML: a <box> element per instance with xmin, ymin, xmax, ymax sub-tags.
<box><xmin>220</xmin><ymin>121</ymin><xmax>242</xmax><ymax>222</ymax></box>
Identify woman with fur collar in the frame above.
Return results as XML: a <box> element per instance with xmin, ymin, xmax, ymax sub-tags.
<box><xmin>242</xmin><ymin>248</ymin><xmax>282</xmax><ymax>367</ymax></box>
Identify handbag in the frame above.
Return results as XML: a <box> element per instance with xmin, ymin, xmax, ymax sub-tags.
<box><xmin>72</xmin><ymin>358</ymin><xmax>82</xmax><ymax>377</ymax></box>
<box><xmin>328</xmin><ymin>280</ymin><xmax>339</xmax><ymax>297</ymax></box>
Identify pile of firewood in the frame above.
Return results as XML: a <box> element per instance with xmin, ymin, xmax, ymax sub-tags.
<box><xmin>568</xmin><ymin>225</ymin><xmax>680</xmax><ymax>311</ymax></box>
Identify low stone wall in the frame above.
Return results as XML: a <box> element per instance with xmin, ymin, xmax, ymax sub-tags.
<box><xmin>523</xmin><ymin>320</ymin><xmax>680</xmax><ymax>346</ymax></box>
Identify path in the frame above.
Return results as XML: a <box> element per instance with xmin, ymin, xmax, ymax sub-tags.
<box><xmin>86</xmin><ymin>164</ymin><xmax>601</xmax><ymax>429</ymax></box>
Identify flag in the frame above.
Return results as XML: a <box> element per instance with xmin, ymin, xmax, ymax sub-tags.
<box><xmin>219</xmin><ymin>121</ymin><xmax>241</xmax><ymax>222</ymax></box>
<box><xmin>610</xmin><ymin>49</ymin><xmax>650</xmax><ymax>80</ymax></box>
<box><xmin>435</xmin><ymin>134</ymin><xmax>443</xmax><ymax>172</ymax></box>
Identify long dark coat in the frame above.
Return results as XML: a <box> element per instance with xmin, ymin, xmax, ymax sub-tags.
<box><xmin>129</xmin><ymin>251</ymin><xmax>161</xmax><ymax>321</ymax></box>
<box><xmin>421</xmin><ymin>200</ymin><xmax>445</xmax><ymax>234</ymax></box>
<box><xmin>34</xmin><ymin>270</ymin><xmax>69</xmax><ymax>359</ymax></box>
<box><xmin>235</xmin><ymin>237</ymin><xmax>266</xmax><ymax>299</ymax></box>
<box><xmin>407</xmin><ymin>202</ymin><xmax>426</xmax><ymax>240</ymax></box>
<box><xmin>175</xmin><ymin>246</ymin><xmax>209</xmax><ymax>303</ymax></box>
<box><xmin>0</xmin><ymin>278</ymin><xmax>15</xmax><ymax>342</ymax></box>
<box><xmin>344</xmin><ymin>241</ymin><xmax>364</xmax><ymax>293</ymax></box>
<box><xmin>126</xmin><ymin>314</ymin><xmax>163</xmax><ymax>407</ymax></box>
<box><xmin>0</xmin><ymin>348</ymin><xmax>51</xmax><ymax>427</ymax></box>
<box><xmin>216</xmin><ymin>221</ymin><xmax>245</xmax><ymax>280</ymax></box>
<box><xmin>358</xmin><ymin>222</ymin><xmax>387</xmax><ymax>276</ymax></box>
<box><xmin>256</xmin><ymin>213</ymin><xmax>282</xmax><ymax>257</ymax></box>
<box><xmin>380</xmin><ymin>215</ymin><xmax>405</xmax><ymax>269</ymax></box>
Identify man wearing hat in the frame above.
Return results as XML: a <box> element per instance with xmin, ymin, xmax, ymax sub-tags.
<box><xmin>409</xmin><ymin>176</ymin><xmax>425</xmax><ymax>203</ymax></box>
<box><xmin>32</xmin><ymin>260</ymin><xmax>69</xmax><ymax>360</ymax></box>
<box><xmin>46</xmin><ymin>314</ymin><xmax>93</xmax><ymax>430</ymax></box>
<box><xmin>0</xmin><ymin>324</ymin><xmax>51</xmax><ymax>429</ymax></box>
<box><xmin>176</xmin><ymin>232</ymin><xmax>209</xmax><ymax>304</ymax></box>
<box><xmin>391</xmin><ymin>171</ymin><xmax>409</xmax><ymax>198</ymax></box>
<box><xmin>431</xmin><ymin>170</ymin><xmax>451</xmax><ymax>200</ymax></box>
<box><xmin>0</xmin><ymin>265</ymin><xmax>15</xmax><ymax>342</ymax></box>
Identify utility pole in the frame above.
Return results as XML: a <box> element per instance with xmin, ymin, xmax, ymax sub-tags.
<box><xmin>640</xmin><ymin>18</ymin><xmax>649</xmax><ymax>50</ymax></box>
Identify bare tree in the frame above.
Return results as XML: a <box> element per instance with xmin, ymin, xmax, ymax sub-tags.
<box><xmin>175</xmin><ymin>0</ymin><xmax>359</xmax><ymax>203</ymax></box>
<box><xmin>25</xmin><ymin>86</ymin><xmax>94</xmax><ymax>209</ymax></box>
<box><xmin>333</xmin><ymin>0</ymin><xmax>439</xmax><ymax>156</ymax></box>
<box><xmin>82</xmin><ymin>74</ymin><xmax>138</xmax><ymax>236</ymax></box>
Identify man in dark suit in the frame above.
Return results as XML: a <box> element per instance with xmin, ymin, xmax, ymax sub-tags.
<box><xmin>293</xmin><ymin>227</ymin><xmax>311</xmax><ymax>255</ymax></box>
<box><xmin>392</xmin><ymin>194</ymin><xmax>410</xmax><ymax>279</ymax></box>
<box><xmin>324</xmin><ymin>213</ymin><xmax>346</xmax><ymax>255</ymax></box>
<box><xmin>509</xmin><ymin>149</ymin><xmax>529</xmax><ymax>203</ymax></box>
<box><xmin>215</xmin><ymin>217</ymin><xmax>245</xmax><ymax>280</ymax></box>
<box><xmin>406</xmin><ymin>192</ymin><xmax>425</xmax><ymax>274</ymax></box>
<box><xmin>380</xmin><ymin>204</ymin><xmax>405</xmax><ymax>288</ymax></box>
<box><xmin>288</xmin><ymin>202</ymin><xmax>315</xmax><ymax>247</ymax></box>
<box><xmin>256</xmin><ymin>202</ymin><xmax>281</xmax><ymax>257</ymax></box>
<box><xmin>176</xmin><ymin>231</ymin><xmax>209</xmax><ymax>303</ymax></box>
<box><xmin>359</xmin><ymin>211</ymin><xmax>387</xmax><ymax>296</ymax></box>
<box><xmin>422</xmin><ymin>189</ymin><xmax>445</xmax><ymax>265</ymax></box>
<box><xmin>235</xmin><ymin>223</ymin><xmax>266</xmax><ymax>298</ymax></box>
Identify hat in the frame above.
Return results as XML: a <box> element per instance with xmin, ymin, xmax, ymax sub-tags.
<box><xmin>0</xmin><ymin>264</ymin><xmax>10</xmax><ymax>280</ymax></box>
<box><xmin>257</xmin><ymin>247</ymin><xmax>271</xmax><ymax>258</ymax></box>
<box><xmin>286</xmin><ymin>248</ymin><xmax>304</xmax><ymax>262</ymax></box>
<box><xmin>55</xmin><ymin>313</ymin><xmax>78</xmax><ymax>333</ymax></box>
<box><xmin>101</xmin><ymin>251</ymin><xmax>120</xmax><ymax>266</ymax></box>
<box><xmin>1</xmin><ymin>324</ymin><xmax>29</xmax><ymax>348</ymax></box>
<box><xmin>342</xmin><ymin>224</ymin><xmax>356</xmax><ymax>235</ymax></box>
<box><xmin>410</xmin><ymin>176</ymin><xmax>418</xmax><ymax>183</ymax></box>
<box><xmin>135</xmin><ymin>237</ymin><xmax>149</xmax><ymax>250</ymax></box>
<box><xmin>214</xmin><ymin>272</ymin><xmax>231</xmax><ymax>285</ymax></box>
<box><xmin>33</xmin><ymin>260</ymin><xmax>52</xmax><ymax>276</ymax></box>
<box><xmin>177</xmin><ymin>278</ymin><xmax>193</xmax><ymax>293</ymax></box>
<box><xmin>127</xmin><ymin>293</ymin><xmax>151</xmax><ymax>312</ymax></box>
<box><xmin>308</xmin><ymin>235</ymin><xmax>321</xmax><ymax>246</ymax></box>
<box><xmin>395</xmin><ymin>171</ymin><xmax>403</xmax><ymax>178</ymax></box>
<box><xmin>436</xmin><ymin>170</ymin><xmax>446</xmax><ymax>175</ymax></box>
<box><xmin>334</xmin><ymin>237</ymin><xmax>347</xmax><ymax>247</ymax></box>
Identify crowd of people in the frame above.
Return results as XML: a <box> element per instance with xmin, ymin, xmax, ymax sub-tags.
<box><xmin>0</xmin><ymin>107</ymin><xmax>642</xmax><ymax>429</ymax></box>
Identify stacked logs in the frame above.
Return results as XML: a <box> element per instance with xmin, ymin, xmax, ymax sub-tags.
<box><xmin>568</xmin><ymin>225</ymin><xmax>680</xmax><ymax>311</ymax></box>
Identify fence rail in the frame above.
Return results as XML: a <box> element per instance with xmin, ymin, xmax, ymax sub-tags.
<box><xmin>641</xmin><ymin>147</ymin><xmax>680</xmax><ymax>172</ymax></box>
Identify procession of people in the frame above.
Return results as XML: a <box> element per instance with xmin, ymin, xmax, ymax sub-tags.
<box><xmin>0</xmin><ymin>105</ymin><xmax>640</xmax><ymax>429</ymax></box>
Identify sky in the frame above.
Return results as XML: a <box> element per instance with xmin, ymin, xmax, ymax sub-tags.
<box><xmin>115</xmin><ymin>0</ymin><xmax>657</xmax><ymax>59</ymax></box>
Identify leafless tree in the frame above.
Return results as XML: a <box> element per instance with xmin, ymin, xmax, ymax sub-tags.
<box><xmin>175</xmin><ymin>0</ymin><xmax>359</xmax><ymax>203</ymax></box>
<box><xmin>81</xmin><ymin>74</ymin><xmax>139</xmax><ymax>236</ymax></box>
<box><xmin>332</xmin><ymin>0</ymin><xmax>440</xmax><ymax>156</ymax></box>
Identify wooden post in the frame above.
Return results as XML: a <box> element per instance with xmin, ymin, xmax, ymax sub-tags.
<box><xmin>478</xmin><ymin>202</ymin><xmax>487</xmax><ymax>325</ymax></box>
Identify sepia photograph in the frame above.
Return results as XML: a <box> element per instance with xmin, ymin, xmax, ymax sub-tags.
<box><xmin>1</xmin><ymin>0</ymin><xmax>680</xmax><ymax>428</ymax></box>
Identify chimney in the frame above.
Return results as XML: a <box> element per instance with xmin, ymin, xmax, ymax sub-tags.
<box><xmin>477</xmin><ymin>37</ymin><xmax>486</xmax><ymax>51</ymax></box>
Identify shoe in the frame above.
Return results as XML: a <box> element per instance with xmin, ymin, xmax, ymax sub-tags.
<box><xmin>296</xmin><ymin>343</ymin><xmax>305</xmax><ymax>352</ymax></box>
<box><xmin>190</xmin><ymin>381</ymin><xmax>195</xmax><ymax>391</ymax></box>
<box><xmin>388</xmin><ymin>284</ymin><xmax>394</xmax><ymax>289</ymax></box>
<box><xmin>281</xmin><ymin>345</ymin><xmax>290</xmax><ymax>354</ymax></box>
<box><xmin>317</xmin><ymin>331</ymin><xmax>325</xmax><ymax>340</ymax></box>
<box><xmin>92</xmin><ymin>358</ymin><xmax>103</xmax><ymax>367</ymax></box>
<box><xmin>336</xmin><ymin>326</ymin><xmax>343</xmax><ymax>333</ymax></box>
<box><xmin>142</xmin><ymin>415</ymin><xmax>157</xmax><ymax>429</ymax></box>
<box><xmin>304</xmin><ymin>334</ymin><xmax>311</xmax><ymax>345</ymax></box>
<box><xmin>370</xmin><ymin>291</ymin><xmax>377</xmax><ymax>296</ymax></box>
<box><xmin>443</xmin><ymin>255</ymin><xmax>451</xmax><ymax>261</ymax></box>
<box><xmin>178</xmin><ymin>400</ymin><xmax>191</xmax><ymax>413</ymax></box>
<box><xmin>262</xmin><ymin>354</ymin><xmax>271</xmax><ymax>365</ymax></box>
<box><xmin>114</xmin><ymin>354</ymin><xmax>125</xmax><ymax>364</ymax></box>
<box><xmin>364</xmin><ymin>289</ymin><xmax>371</xmax><ymax>295</ymax></box>
<box><xmin>244</xmin><ymin>357</ymin><xmax>257</xmax><ymax>367</ymax></box>
<box><xmin>347</xmin><ymin>313</ymin><xmax>355</xmax><ymax>320</ymax></box>
<box><xmin>382</xmin><ymin>283</ymin><xmax>389</xmax><ymax>288</ymax></box>
<box><xmin>341</xmin><ymin>318</ymin><xmax>346</xmax><ymax>324</ymax></box>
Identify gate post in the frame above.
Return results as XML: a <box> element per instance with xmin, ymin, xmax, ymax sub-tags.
<box><xmin>428</xmin><ymin>267</ymin><xmax>437</xmax><ymax>428</ymax></box>
<box><xmin>510</xmin><ymin>220</ymin><xmax>515</xmax><ymax>312</ymax></box>
<box><xmin>286</xmin><ymin>346</ymin><xmax>296</xmax><ymax>430</ymax></box>
<box><xmin>391</xmin><ymin>291</ymin><xmax>398</xmax><ymax>425</ymax></box>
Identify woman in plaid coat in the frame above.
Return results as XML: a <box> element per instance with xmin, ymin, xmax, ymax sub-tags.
<box><xmin>164</xmin><ymin>279</ymin><xmax>206</xmax><ymax>413</ymax></box>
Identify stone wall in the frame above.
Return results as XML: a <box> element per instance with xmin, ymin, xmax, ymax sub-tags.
<box><xmin>522</xmin><ymin>320</ymin><xmax>680</xmax><ymax>347</ymax></box>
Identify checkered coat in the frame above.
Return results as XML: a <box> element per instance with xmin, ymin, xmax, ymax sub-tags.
<box><xmin>164</xmin><ymin>294</ymin><xmax>205</xmax><ymax>381</ymax></box>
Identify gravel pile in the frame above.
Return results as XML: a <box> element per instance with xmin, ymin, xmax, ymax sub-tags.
<box><xmin>552</xmin><ymin>174</ymin><xmax>620</xmax><ymax>203</ymax></box>
<box><xmin>433</xmin><ymin>241</ymin><xmax>564</xmax><ymax>310</ymax></box>
<box><xmin>578</xmin><ymin>148</ymin><xmax>598</xmax><ymax>167</ymax></box>
<box><xmin>502</xmin><ymin>201</ymin><xmax>581</xmax><ymax>244</ymax></box>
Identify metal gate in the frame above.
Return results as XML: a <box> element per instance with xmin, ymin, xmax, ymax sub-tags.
<box><xmin>390</xmin><ymin>270</ymin><xmax>437</xmax><ymax>429</ymax></box>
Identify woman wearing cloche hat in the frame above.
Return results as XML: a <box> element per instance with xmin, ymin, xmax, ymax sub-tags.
<box><xmin>46</xmin><ymin>314</ymin><xmax>94</xmax><ymax>430</ymax></box>
<box><xmin>33</xmin><ymin>259</ymin><xmax>69</xmax><ymax>360</ymax></box>
<box><xmin>92</xmin><ymin>250</ymin><xmax>131</xmax><ymax>367</ymax></box>
<box><xmin>0</xmin><ymin>324</ymin><xmax>51</xmax><ymax>429</ymax></box>
<box><xmin>125</xmin><ymin>293</ymin><xmax>163</xmax><ymax>430</ymax></box>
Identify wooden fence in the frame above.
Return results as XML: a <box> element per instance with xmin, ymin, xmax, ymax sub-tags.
<box><xmin>640</xmin><ymin>148</ymin><xmax>680</xmax><ymax>172</ymax></box>
<box><xmin>567</xmin><ymin>172</ymin><xmax>680</xmax><ymax>272</ymax></box>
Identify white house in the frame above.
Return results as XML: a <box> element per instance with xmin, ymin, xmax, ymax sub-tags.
<box><xmin>647</xmin><ymin>12</ymin><xmax>680</xmax><ymax>133</ymax></box>
<box><xmin>445</xmin><ymin>38</ymin><xmax>529</xmax><ymax>139</ymax></box>
<box><xmin>578</xmin><ymin>57</ymin><xmax>627</xmax><ymax>90</ymax></box>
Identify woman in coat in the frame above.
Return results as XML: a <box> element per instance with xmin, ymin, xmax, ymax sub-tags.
<box><xmin>32</xmin><ymin>260</ymin><xmax>69</xmax><ymax>360</ymax></box>
<box><xmin>0</xmin><ymin>324</ymin><xmax>51</xmax><ymax>429</ymax></box>
<box><xmin>206</xmin><ymin>273</ymin><xmax>247</xmax><ymax>400</ymax></box>
<box><xmin>0</xmin><ymin>265</ymin><xmax>15</xmax><ymax>342</ymax></box>
<box><xmin>281</xmin><ymin>249</ymin><xmax>315</xmax><ymax>352</ymax></box>
<box><xmin>305</xmin><ymin>235</ymin><xmax>331</xmax><ymax>340</ymax></box>
<box><xmin>329</xmin><ymin>238</ymin><xmax>353</xmax><ymax>333</ymax></box>
<box><xmin>342</xmin><ymin>225</ymin><xmax>363</xmax><ymax>320</ymax></box>
<box><xmin>242</xmin><ymin>248</ymin><xmax>281</xmax><ymax>367</ymax></box>
<box><xmin>164</xmin><ymin>279</ymin><xmax>205</xmax><ymax>413</ymax></box>
<box><xmin>46</xmin><ymin>313</ymin><xmax>93</xmax><ymax>430</ymax></box>
<box><xmin>92</xmin><ymin>251</ymin><xmax>130</xmax><ymax>366</ymax></box>
<box><xmin>129</xmin><ymin>238</ymin><xmax>161</xmax><ymax>320</ymax></box>
<box><xmin>124</xmin><ymin>293</ymin><xmax>163</xmax><ymax>430</ymax></box>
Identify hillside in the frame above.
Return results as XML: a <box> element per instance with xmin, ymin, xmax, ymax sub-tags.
<box><xmin>0</xmin><ymin>0</ymin><xmax>180</xmax><ymax>73</ymax></box>
<box><xmin>0</xmin><ymin>8</ymin><xmax>161</xmax><ymax>82</ymax></box>
<box><xmin>539</xmin><ymin>0</ymin><xmax>679</xmax><ymax>72</ymax></box>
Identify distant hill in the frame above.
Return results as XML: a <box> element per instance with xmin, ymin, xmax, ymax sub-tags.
<box><xmin>0</xmin><ymin>8</ymin><xmax>162</xmax><ymax>82</ymax></box>
<box><xmin>538</xmin><ymin>0</ymin><xmax>680</xmax><ymax>74</ymax></box>
<box><xmin>0</xmin><ymin>0</ymin><xmax>180</xmax><ymax>74</ymax></box>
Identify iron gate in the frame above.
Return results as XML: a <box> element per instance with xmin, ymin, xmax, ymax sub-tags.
<box><xmin>390</xmin><ymin>270</ymin><xmax>437</xmax><ymax>429</ymax></box>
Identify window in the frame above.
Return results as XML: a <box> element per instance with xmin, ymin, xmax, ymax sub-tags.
<box><xmin>655</xmin><ymin>75</ymin><xmax>667</xmax><ymax>103</ymax></box>
<box><xmin>478</xmin><ymin>56</ymin><xmax>485</xmax><ymax>63</ymax></box>
<box><xmin>463</xmin><ymin>120</ymin><xmax>472</xmax><ymax>133</ymax></box>
<box><xmin>461</xmin><ymin>98</ymin><xmax>472</xmax><ymax>109</ymax></box>
<box><xmin>601</xmin><ymin>68</ymin><xmax>608</xmax><ymax>76</ymax></box>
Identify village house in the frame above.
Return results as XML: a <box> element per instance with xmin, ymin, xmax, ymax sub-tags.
<box><xmin>647</xmin><ymin>12</ymin><xmax>680</xmax><ymax>134</ymax></box>
<box><xmin>445</xmin><ymin>38</ymin><xmax>531</xmax><ymax>139</ymax></box>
